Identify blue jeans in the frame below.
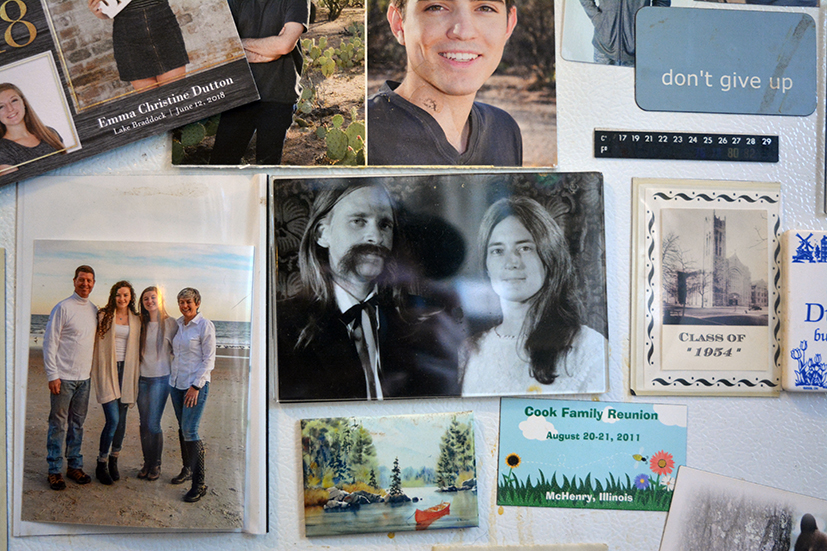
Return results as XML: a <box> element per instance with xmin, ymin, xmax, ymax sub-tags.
<box><xmin>137</xmin><ymin>375</ymin><xmax>170</xmax><ymax>435</ymax></box>
<box><xmin>169</xmin><ymin>382</ymin><xmax>209</xmax><ymax>441</ymax></box>
<box><xmin>99</xmin><ymin>361</ymin><xmax>129</xmax><ymax>459</ymax></box>
<box><xmin>47</xmin><ymin>378</ymin><xmax>91</xmax><ymax>474</ymax></box>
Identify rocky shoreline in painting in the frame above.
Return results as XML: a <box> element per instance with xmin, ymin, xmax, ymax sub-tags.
<box><xmin>323</xmin><ymin>478</ymin><xmax>478</xmax><ymax>511</ymax></box>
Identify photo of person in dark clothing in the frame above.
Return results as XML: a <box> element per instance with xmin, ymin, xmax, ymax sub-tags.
<box><xmin>88</xmin><ymin>0</ymin><xmax>190</xmax><ymax>90</ymax></box>
<box><xmin>275</xmin><ymin>180</ymin><xmax>464</xmax><ymax>402</ymax></box>
<box><xmin>208</xmin><ymin>0</ymin><xmax>310</xmax><ymax>165</ymax></box>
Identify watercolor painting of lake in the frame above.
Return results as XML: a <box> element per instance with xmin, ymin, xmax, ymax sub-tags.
<box><xmin>301</xmin><ymin>412</ymin><xmax>478</xmax><ymax>536</ymax></box>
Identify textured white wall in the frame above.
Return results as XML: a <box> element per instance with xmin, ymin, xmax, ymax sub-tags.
<box><xmin>3</xmin><ymin>0</ymin><xmax>827</xmax><ymax>548</ymax></box>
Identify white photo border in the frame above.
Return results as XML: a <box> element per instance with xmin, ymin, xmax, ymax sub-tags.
<box><xmin>631</xmin><ymin>178</ymin><xmax>781</xmax><ymax>396</ymax></box>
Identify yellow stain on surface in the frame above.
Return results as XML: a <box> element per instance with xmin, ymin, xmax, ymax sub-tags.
<box><xmin>387</xmin><ymin>532</ymin><xmax>395</xmax><ymax>539</ymax></box>
<box><xmin>498</xmin><ymin>506</ymin><xmax>504</xmax><ymax>515</ymax></box>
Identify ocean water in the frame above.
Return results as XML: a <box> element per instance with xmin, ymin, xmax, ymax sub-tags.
<box><xmin>30</xmin><ymin>314</ymin><xmax>251</xmax><ymax>349</ymax></box>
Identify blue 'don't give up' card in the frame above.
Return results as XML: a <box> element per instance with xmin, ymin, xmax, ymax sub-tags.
<box><xmin>497</xmin><ymin>398</ymin><xmax>687</xmax><ymax>511</ymax></box>
<box><xmin>635</xmin><ymin>8</ymin><xmax>816</xmax><ymax>116</ymax></box>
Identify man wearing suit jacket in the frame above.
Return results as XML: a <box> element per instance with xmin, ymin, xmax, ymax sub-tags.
<box><xmin>277</xmin><ymin>182</ymin><xmax>462</xmax><ymax>402</ymax></box>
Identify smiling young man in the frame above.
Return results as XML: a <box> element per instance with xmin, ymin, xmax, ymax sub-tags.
<box><xmin>368</xmin><ymin>0</ymin><xmax>522</xmax><ymax>165</ymax></box>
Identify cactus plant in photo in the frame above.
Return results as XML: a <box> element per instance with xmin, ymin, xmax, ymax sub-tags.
<box><xmin>292</xmin><ymin>16</ymin><xmax>365</xmax><ymax>163</ymax></box>
<box><xmin>315</xmin><ymin>111</ymin><xmax>365</xmax><ymax>165</ymax></box>
<box><xmin>171</xmin><ymin>114</ymin><xmax>222</xmax><ymax>164</ymax></box>
<box><xmin>325</xmin><ymin>127</ymin><xmax>349</xmax><ymax>160</ymax></box>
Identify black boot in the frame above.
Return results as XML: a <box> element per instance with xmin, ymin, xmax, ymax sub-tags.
<box><xmin>96</xmin><ymin>459</ymin><xmax>113</xmax><ymax>485</ymax></box>
<box><xmin>108</xmin><ymin>455</ymin><xmax>120</xmax><ymax>481</ymax></box>
<box><xmin>184</xmin><ymin>440</ymin><xmax>207</xmax><ymax>503</ymax></box>
<box><xmin>171</xmin><ymin>430</ymin><xmax>191</xmax><ymax>484</ymax></box>
<box><xmin>148</xmin><ymin>433</ymin><xmax>163</xmax><ymax>481</ymax></box>
<box><xmin>137</xmin><ymin>431</ymin><xmax>151</xmax><ymax>479</ymax></box>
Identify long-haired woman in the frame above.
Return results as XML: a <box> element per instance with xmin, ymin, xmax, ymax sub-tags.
<box><xmin>136</xmin><ymin>286</ymin><xmax>177</xmax><ymax>480</ymax></box>
<box><xmin>460</xmin><ymin>196</ymin><xmax>606</xmax><ymax>395</ymax></box>
<box><xmin>91</xmin><ymin>280</ymin><xmax>141</xmax><ymax>484</ymax></box>
<box><xmin>0</xmin><ymin>83</ymin><xmax>65</xmax><ymax>174</ymax></box>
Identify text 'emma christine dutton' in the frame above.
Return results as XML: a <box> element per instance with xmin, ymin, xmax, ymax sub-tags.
<box><xmin>96</xmin><ymin>79</ymin><xmax>234</xmax><ymax>130</ymax></box>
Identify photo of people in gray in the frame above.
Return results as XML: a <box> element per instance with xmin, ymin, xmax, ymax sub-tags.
<box><xmin>562</xmin><ymin>0</ymin><xmax>680</xmax><ymax>66</ymax></box>
<box><xmin>273</xmin><ymin>172</ymin><xmax>607</xmax><ymax>402</ymax></box>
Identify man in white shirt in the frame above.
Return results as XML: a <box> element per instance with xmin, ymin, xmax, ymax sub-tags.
<box><xmin>43</xmin><ymin>265</ymin><xmax>98</xmax><ymax>490</ymax></box>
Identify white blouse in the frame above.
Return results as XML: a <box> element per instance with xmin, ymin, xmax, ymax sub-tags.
<box><xmin>460</xmin><ymin>325</ymin><xmax>607</xmax><ymax>396</ymax></box>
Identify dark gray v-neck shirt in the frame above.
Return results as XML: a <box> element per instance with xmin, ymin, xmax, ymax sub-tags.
<box><xmin>367</xmin><ymin>81</ymin><xmax>522</xmax><ymax>166</ymax></box>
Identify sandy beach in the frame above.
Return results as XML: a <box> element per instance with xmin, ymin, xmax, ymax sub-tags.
<box><xmin>20</xmin><ymin>347</ymin><xmax>248</xmax><ymax>530</ymax></box>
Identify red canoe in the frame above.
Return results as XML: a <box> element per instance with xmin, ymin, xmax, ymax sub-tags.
<box><xmin>415</xmin><ymin>502</ymin><xmax>450</xmax><ymax>523</ymax></box>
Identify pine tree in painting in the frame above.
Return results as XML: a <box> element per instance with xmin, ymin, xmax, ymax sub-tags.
<box><xmin>369</xmin><ymin>469</ymin><xmax>378</xmax><ymax>489</ymax></box>
<box><xmin>301</xmin><ymin>418</ymin><xmax>378</xmax><ymax>488</ymax></box>
<box><xmin>389</xmin><ymin>457</ymin><xmax>402</xmax><ymax>497</ymax></box>
<box><xmin>349</xmin><ymin>424</ymin><xmax>378</xmax><ymax>484</ymax></box>
<box><xmin>435</xmin><ymin>415</ymin><xmax>475</xmax><ymax>489</ymax></box>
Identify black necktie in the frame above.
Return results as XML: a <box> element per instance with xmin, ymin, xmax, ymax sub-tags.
<box><xmin>341</xmin><ymin>298</ymin><xmax>379</xmax><ymax>399</ymax></box>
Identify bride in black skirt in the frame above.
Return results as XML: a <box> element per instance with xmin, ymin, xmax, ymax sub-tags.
<box><xmin>88</xmin><ymin>0</ymin><xmax>190</xmax><ymax>91</ymax></box>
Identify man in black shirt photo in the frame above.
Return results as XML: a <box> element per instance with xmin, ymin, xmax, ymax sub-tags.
<box><xmin>209</xmin><ymin>0</ymin><xmax>309</xmax><ymax>165</ymax></box>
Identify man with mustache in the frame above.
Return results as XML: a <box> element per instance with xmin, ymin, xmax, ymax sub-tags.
<box><xmin>276</xmin><ymin>182</ymin><xmax>462</xmax><ymax>401</ymax></box>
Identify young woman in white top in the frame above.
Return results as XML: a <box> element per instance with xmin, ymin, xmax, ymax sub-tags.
<box><xmin>91</xmin><ymin>280</ymin><xmax>141</xmax><ymax>484</ymax></box>
<box><xmin>460</xmin><ymin>196</ymin><xmax>606</xmax><ymax>396</ymax></box>
<box><xmin>136</xmin><ymin>286</ymin><xmax>176</xmax><ymax>480</ymax></box>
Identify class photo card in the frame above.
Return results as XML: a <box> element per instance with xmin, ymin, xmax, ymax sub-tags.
<box><xmin>272</xmin><ymin>172</ymin><xmax>608</xmax><ymax>402</ymax></box>
<box><xmin>660</xmin><ymin>467</ymin><xmax>827</xmax><ymax>551</ymax></box>
<box><xmin>301</xmin><ymin>411</ymin><xmax>478</xmax><ymax>536</ymax></box>
<box><xmin>636</xmin><ymin>8</ymin><xmax>816</xmax><ymax>116</ymax></box>
<box><xmin>13</xmin><ymin>174</ymin><xmax>267</xmax><ymax>535</ymax></box>
<box><xmin>780</xmin><ymin>230</ymin><xmax>827</xmax><ymax>391</ymax></box>
<box><xmin>497</xmin><ymin>398</ymin><xmax>687</xmax><ymax>512</ymax></box>
<box><xmin>631</xmin><ymin>179</ymin><xmax>781</xmax><ymax>396</ymax></box>
<box><xmin>0</xmin><ymin>0</ymin><xmax>257</xmax><ymax>185</ymax></box>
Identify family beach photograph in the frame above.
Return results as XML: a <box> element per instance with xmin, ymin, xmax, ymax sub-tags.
<box><xmin>19</xmin><ymin>239</ymin><xmax>254</xmax><ymax>530</ymax></box>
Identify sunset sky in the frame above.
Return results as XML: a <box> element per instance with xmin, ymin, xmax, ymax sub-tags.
<box><xmin>30</xmin><ymin>240</ymin><xmax>254</xmax><ymax>322</ymax></box>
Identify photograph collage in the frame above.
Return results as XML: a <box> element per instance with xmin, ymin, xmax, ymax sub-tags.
<box><xmin>0</xmin><ymin>0</ymin><xmax>826</xmax><ymax>548</ymax></box>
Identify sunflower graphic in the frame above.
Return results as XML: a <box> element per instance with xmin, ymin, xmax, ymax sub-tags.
<box><xmin>649</xmin><ymin>450</ymin><xmax>675</xmax><ymax>477</ymax></box>
<box><xmin>502</xmin><ymin>453</ymin><xmax>521</xmax><ymax>485</ymax></box>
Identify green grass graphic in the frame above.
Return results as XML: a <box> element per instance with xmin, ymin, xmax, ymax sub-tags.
<box><xmin>497</xmin><ymin>470</ymin><xmax>673</xmax><ymax>511</ymax></box>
